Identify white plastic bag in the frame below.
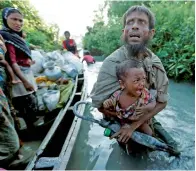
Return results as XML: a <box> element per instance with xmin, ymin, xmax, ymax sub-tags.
<box><xmin>61</xmin><ymin>51</ymin><xmax>83</xmax><ymax>73</ymax></box>
<box><xmin>52</xmin><ymin>51</ymin><xmax>65</xmax><ymax>68</ymax></box>
<box><xmin>61</xmin><ymin>63</ymin><xmax>78</xmax><ymax>78</ymax></box>
<box><xmin>43</xmin><ymin>90</ymin><xmax>60</xmax><ymax>111</ymax></box>
<box><xmin>31</xmin><ymin>50</ymin><xmax>44</xmax><ymax>74</ymax></box>
<box><xmin>46</xmin><ymin>51</ymin><xmax>65</xmax><ymax>68</ymax></box>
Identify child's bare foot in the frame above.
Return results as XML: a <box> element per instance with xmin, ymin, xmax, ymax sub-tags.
<box><xmin>12</xmin><ymin>80</ymin><xmax>21</xmax><ymax>84</ymax></box>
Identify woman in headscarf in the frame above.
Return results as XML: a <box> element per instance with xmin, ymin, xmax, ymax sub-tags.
<box><xmin>0</xmin><ymin>7</ymin><xmax>38</xmax><ymax>130</ymax></box>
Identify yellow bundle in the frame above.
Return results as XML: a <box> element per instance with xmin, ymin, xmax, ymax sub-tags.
<box><xmin>35</xmin><ymin>76</ymin><xmax>48</xmax><ymax>83</ymax></box>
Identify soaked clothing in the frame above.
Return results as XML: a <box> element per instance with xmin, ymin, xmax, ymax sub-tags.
<box><xmin>90</xmin><ymin>46</ymin><xmax>168</xmax><ymax>108</ymax></box>
<box><xmin>103</xmin><ymin>88</ymin><xmax>156</xmax><ymax>119</ymax></box>
<box><xmin>90</xmin><ymin>46</ymin><xmax>180</xmax><ymax>151</ymax></box>
<box><xmin>0</xmin><ymin>88</ymin><xmax>20</xmax><ymax>166</ymax></box>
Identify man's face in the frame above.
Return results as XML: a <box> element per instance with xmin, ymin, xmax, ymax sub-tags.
<box><xmin>122</xmin><ymin>11</ymin><xmax>154</xmax><ymax>55</ymax></box>
<box><xmin>123</xmin><ymin>11</ymin><xmax>153</xmax><ymax>44</ymax></box>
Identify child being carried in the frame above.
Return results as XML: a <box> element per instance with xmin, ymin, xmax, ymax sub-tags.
<box><xmin>103</xmin><ymin>59</ymin><xmax>157</xmax><ymax>136</ymax></box>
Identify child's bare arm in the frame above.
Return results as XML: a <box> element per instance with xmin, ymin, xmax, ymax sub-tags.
<box><xmin>0</xmin><ymin>60</ymin><xmax>21</xmax><ymax>84</ymax></box>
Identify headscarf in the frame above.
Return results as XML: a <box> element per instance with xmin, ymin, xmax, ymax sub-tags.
<box><xmin>0</xmin><ymin>7</ymin><xmax>31</xmax><ymax>59</ymax></box>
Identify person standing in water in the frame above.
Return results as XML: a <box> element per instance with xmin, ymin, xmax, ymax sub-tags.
<box><xmin>90</xmin><ymin>5</ymin><xmax>179</xmax><ymax>152</ymax></box>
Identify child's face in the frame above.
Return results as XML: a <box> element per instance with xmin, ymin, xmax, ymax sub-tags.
<box><xmin>120</xmin><ymin>67</ymin><xmax>146</xmax><ymax>97</ymax></box>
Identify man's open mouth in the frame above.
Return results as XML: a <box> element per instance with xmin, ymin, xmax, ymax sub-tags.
<box><xmin>129</xmin><ymin>34</ymin><xmax>140</xmax><ymax>38</ymax></box>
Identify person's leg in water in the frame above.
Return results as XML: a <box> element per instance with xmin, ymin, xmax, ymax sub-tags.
<box><xmin>152</xmin><ymin>117</ymin><xmax>180</xmax><ymax>152</ymax></box>
<box><xmin>138</xmin><ymin>123</ymin><xmax>153</xmax><ymax>136</ymax></box>
<box><xmin>125</xmin><ymin>123</ymin><xmax>153</xmax><ymax>155</ymax></box>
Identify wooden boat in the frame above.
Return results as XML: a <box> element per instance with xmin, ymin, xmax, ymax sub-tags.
<box><xmin>23</xmin><ymin>63</ymin><xmax>88</xmax><ymax>170</ymax></box>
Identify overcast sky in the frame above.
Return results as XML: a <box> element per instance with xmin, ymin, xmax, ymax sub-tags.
<box><xmin>29</xmin><ymin>0</ymin><xmax>105</xmax><ymax>38</ymax></box>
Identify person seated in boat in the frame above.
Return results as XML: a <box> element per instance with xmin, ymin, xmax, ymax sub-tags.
<box><xmin>62</xmin><ymin>31</ymin><xmax>78</xmax><ymax>56</ymax></box>
<box><xmin>103</xmin><ymin>60</ymin><xmax>156</xmax><ymax>136</ymax></box>
<box><xmin>0</xmin><ymin>35</ymin><xmax>21</xmax><ymax>84</ymax></box>
<box><xmin>82</xmin><ymin>51</ymin><xmax>96</xmax><ymax>64</ymax></box>
<box><xmin>0</xmin><ymin>7</ymin><xmax>39</xmax><ymax>131</ymax></box>
<box><xmin>90</xmin><ymin>5</ymin><xmax>179</xmax><ymax>152</ymax></box>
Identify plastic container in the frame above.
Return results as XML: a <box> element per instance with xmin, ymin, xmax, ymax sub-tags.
<box><xmin>43</xmin><ymin>61</ymin><xmax>62</xmax><ymax>81</ymax></box>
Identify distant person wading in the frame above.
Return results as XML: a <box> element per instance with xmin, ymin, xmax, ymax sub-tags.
<box><xmin>82</xmin><ymin>51</ymin><xmax>95</xmax><ymax>64</ymax></box>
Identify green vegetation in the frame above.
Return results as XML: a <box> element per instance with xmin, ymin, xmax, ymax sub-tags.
<box><xmin>83</xmin><ymin>1</ymin><xmax>195</xmax><ymax>81</ymax></box>
<box><xmin>0</xmin><ymin>0</ymin><xmax>61</xmax><ymax>51</ymax></box>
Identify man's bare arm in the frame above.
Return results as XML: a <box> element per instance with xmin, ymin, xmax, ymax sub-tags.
<box><xmin>134</xmin><ymin>101</ymin><xmax>166</xmax><ymax>128</ymax></box>
<box><xmin>135</xmin><ymin>100</ymin><xmax>156</xmax><ymax>116</ymax></box>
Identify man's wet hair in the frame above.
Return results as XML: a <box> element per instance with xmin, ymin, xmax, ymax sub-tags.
<box><xmin>64</xmin><ymin>31</ymin><xmax>70</xmax><ymax>35</ymax></box>
<box><xmin>123</xmin><ymin>5</ymin><xmax>155</xmax><ymax>29</ymax></box>
<box><xmin>116</xmin><ymin>59</ymin><xmax>143</xmax><ymax>81</ymax></box>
